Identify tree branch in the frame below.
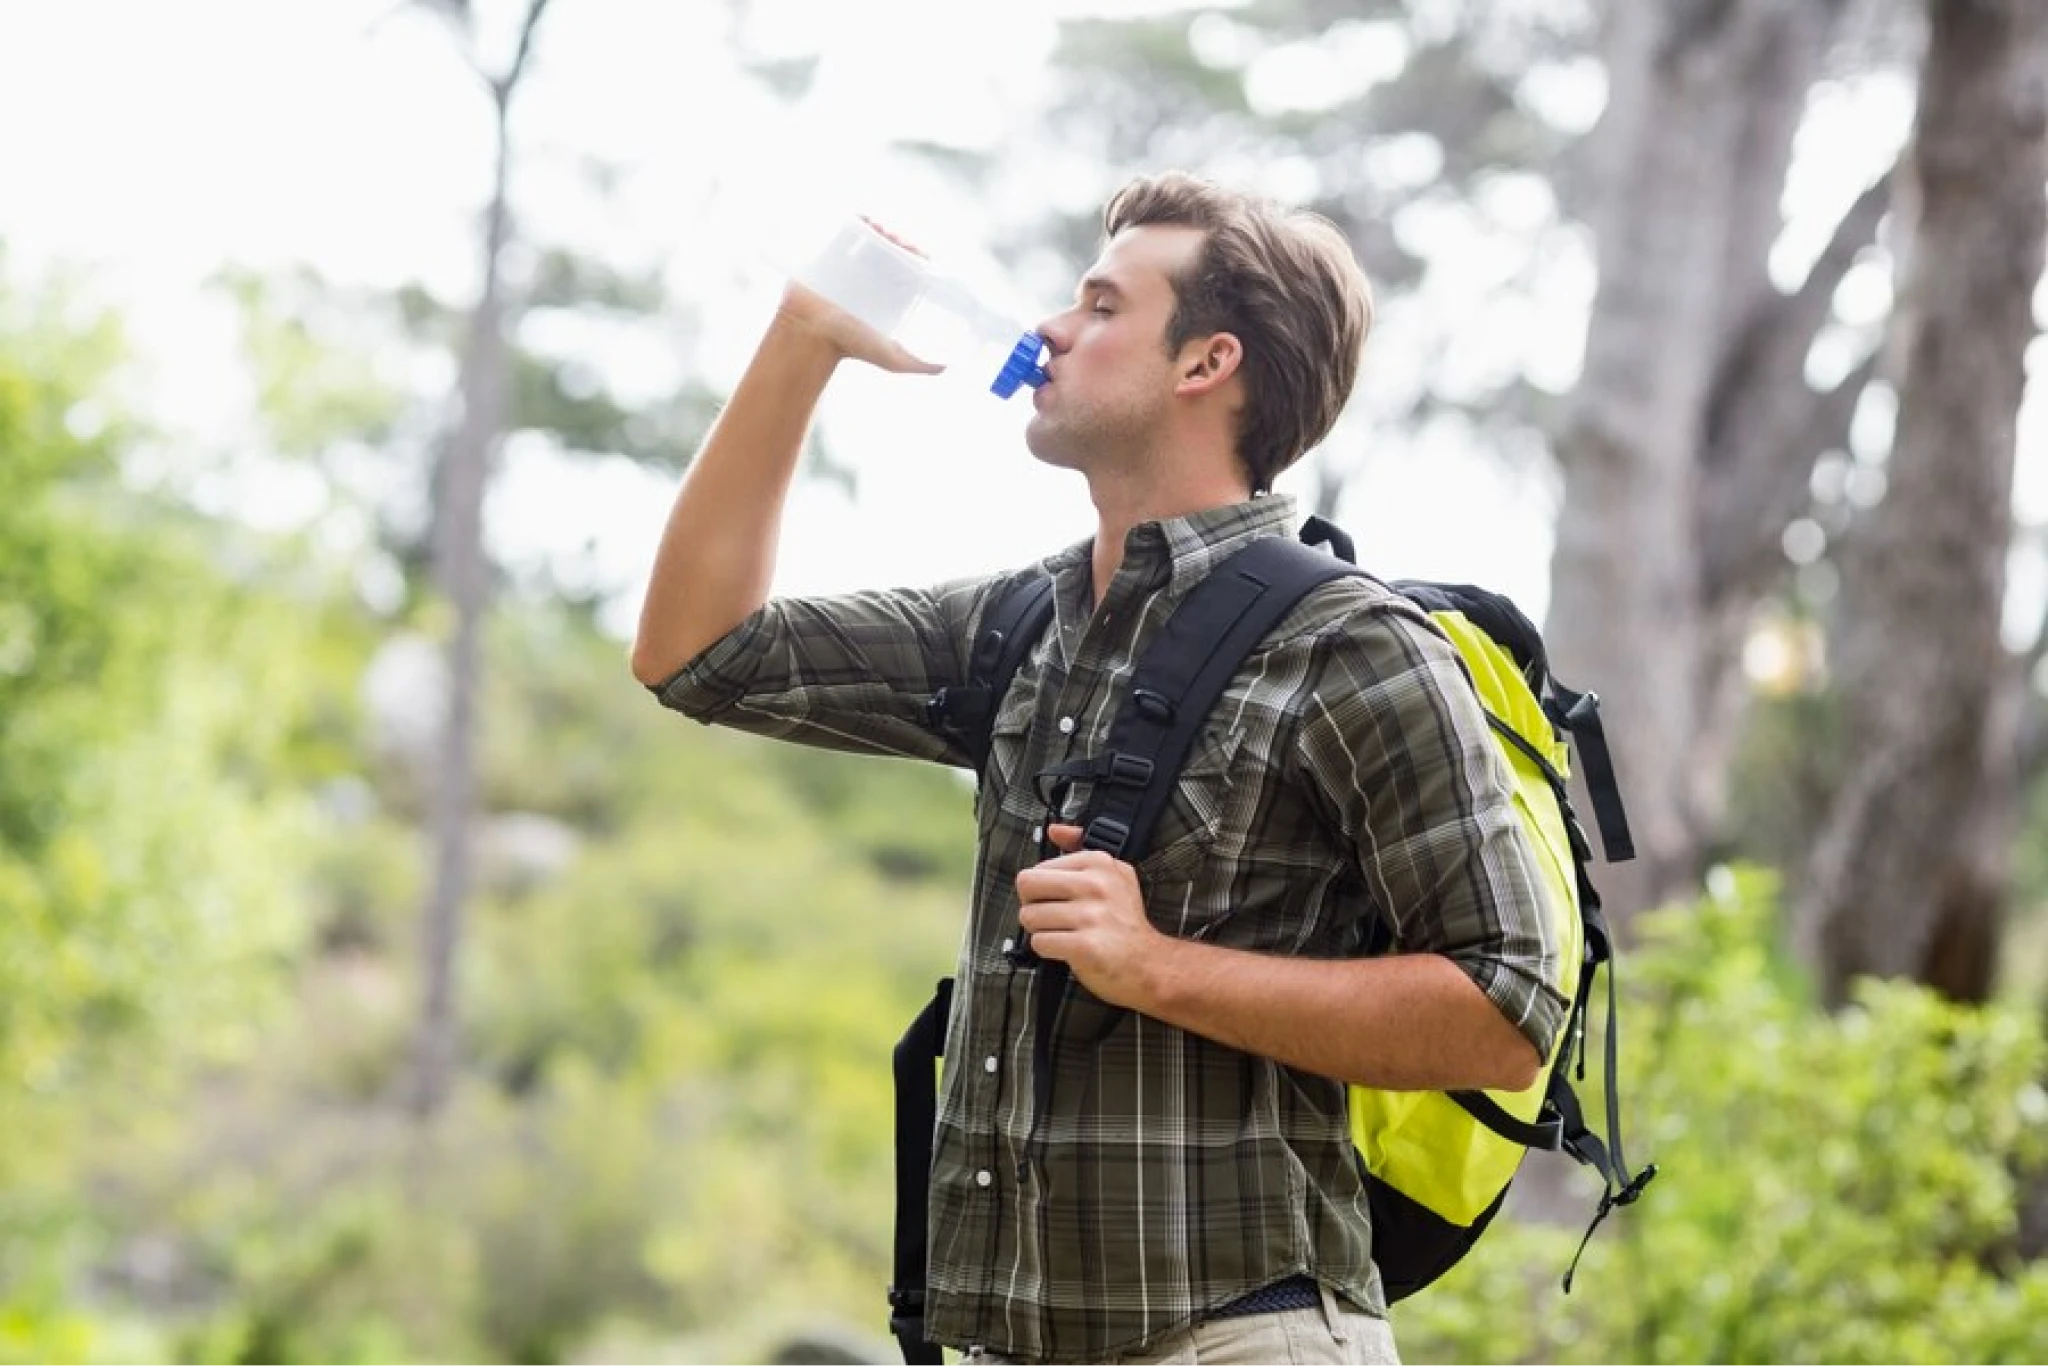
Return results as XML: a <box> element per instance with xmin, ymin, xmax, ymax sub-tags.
<box><xmin>1797</xmin><ymin>347</ymin><xmax>1882</xmax><ymax>465</ymax></box>
<box><xmin>1695</xmin><ymin>166</ymin><xmax>1896</xmax><ymax>610</ymax></box>
<box><xmin>495</xmin><ymin>0</ymin><xmax>553</xmax><ymax>102</ymax></box>
<box><xmin>1703</xmin><ymin>165</ymin><xmax>1895</xmax><ymax>460</ymax></box>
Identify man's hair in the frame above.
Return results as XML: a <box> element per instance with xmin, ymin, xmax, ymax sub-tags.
<box><xmin>1102</xmin><ymin>171</ymin><xmax>1374</xmax><ymax>493</ymax></box>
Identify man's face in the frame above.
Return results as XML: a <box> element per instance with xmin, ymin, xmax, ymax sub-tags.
<box><xmin>1024</xmin><ymin>224</ymin><xmax>1207</xmax><ymax>473</ymax></box>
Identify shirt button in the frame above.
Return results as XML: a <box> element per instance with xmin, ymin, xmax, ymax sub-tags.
<box><xmin>1001</xmin><ymin>937</ymin><xmax>1015</xmax><ymax>955</ymax></box>
<box><xmin>976</xmin><ymin>1169</ymin><xmax>993</xmax><ymax>1188</ymax></box>
<box><xmin>1058</xmin><ymin>715</ymin><xmax>1076</xmax><ymax>735</ymax></box>
<box><xmin>984</xmin><ymin>1055</ymin><xmax>999</xmax><ymax>1074</ymax></box>
<box><xmin>1030</xmin><ymin>825</ymin><xmax>1044</xmax><ymax>843</ymax></box>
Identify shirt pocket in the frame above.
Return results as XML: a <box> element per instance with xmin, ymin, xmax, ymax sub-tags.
<box><xmin>980</xmin><ymin>684</ymin><xmax>1044</xmax><ymax>833</ymax></box>
<box><xmin>1133</xmin><ymin>721</ymin><xmax>1246</xmax><ymax>883</ymax></box>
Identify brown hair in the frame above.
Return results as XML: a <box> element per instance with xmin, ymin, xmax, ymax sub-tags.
<box><xmin>1102</xmin><ymin>171</ymin><xmax>1373</xmax><ymax>493</ymax></box>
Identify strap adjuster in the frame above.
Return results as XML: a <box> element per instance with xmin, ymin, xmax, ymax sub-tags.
<box><xmin>927</xmin><ymin>685</ymin><xmax>990</xmax><ymax>732</ymax></box>
<box><xmin>1083</xmin><ymin>817</ymin><xmax>1131</xmax><ymax>855</ymax></box>
<box><xmin>1106</xmin><ymin>752</ymin><xmax>1154</xmax><ymax>786</ymax></box>
<box><xmin>1132</xmin><ymin>688</ymin><xmax>1175</xmax><ymax>723</ymax></box>
<box><xmin>970</xmin><ymin>626</ymin><xmax>1008</xmax><ymax>674</ymax></box>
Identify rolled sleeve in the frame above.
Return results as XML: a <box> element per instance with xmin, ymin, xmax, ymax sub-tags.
<box><xmin>1300</xmin><ymin>602</ymin><xmax>1566</xmax><ymax>1058</ymax></box>
<box><xmin>644</xmin><ymin>579</ymin><xmax>1001</xmax><ymax>767</ymax></box>
<box><xmin>651</xmin><ymin>606</ymin><xmax>773</xmax><ymax>722</ymax></box>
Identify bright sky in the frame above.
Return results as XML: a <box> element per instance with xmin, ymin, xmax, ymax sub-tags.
<box><xmin>1</xmin><ymin>0</ymin><xmax>2041</xmax><ymax>644</ymax></box>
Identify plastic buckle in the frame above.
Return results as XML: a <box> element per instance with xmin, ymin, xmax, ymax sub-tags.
<box><xmin>1106</xmin><ymin>752</ymin><xmax>1154</xmax><ymax>786</ymax></box>
<box><xmin>1083</xmin><ymin>817</ymin><xmax>1130</xmax><ymax>856</ymax></box>
<box><xmin>971</xmin><ymin>627</ymin><xmax>1007</xmax><ymax>674</ymax></box>
<box><xmin>1565</xmin><ymin>690</ymin><xmax>1602</xmax><ymax>727</ymax></box>
<box><xmin>929</xmin><ymin>684</ymin><xmax>990</xmax><ymax>734</ymax></box>
<box><xmin>1615</xmin><ymin>1163</ymin><xmax>1659</xmax><ymax>1206</ymax></box>
<box><xmin>1133</xmin><ymin>688</ymin><xmax>1175</xmax><ymax>724</ymax></box>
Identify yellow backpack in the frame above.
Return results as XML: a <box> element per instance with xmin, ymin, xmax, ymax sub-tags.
<box><xmin>1340</xmin><ymin>582</ymin><xmax>1653</xmax><ymax>1299</ymax></box>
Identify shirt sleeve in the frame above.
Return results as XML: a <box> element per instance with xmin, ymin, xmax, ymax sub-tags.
<box><xmin>645</xmin><ymin>576</ymin><xmax>1000</xmax><ymax>768</ymax></box>
<box><xmin>1294</xmin><ymin>600</ymin><xmax>1566</xmax><ymax>1058</ymax></box>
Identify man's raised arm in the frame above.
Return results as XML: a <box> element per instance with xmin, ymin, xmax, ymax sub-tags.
<box><xmin>628</xmin><ymin>279</ymin><xmax>940</xmax><ymax>685</ymax></box>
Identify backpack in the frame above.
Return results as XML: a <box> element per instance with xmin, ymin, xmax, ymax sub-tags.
<box><xmin>886</xmin><ymin>515</ymin><xmax>1657</xmax><ymax>1364</ymax></box>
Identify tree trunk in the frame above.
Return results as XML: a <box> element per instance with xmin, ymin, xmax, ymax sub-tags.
<box><xmin>1915</xmin><ymin>647</ymin><xmax>2026</xmax><ymax>1003</ymax></box>
<box><xmin>409</xmin><ymin>131</ymin><xmax>511</xmax><ymax>1120</ymax></box>
<box><xmin>1796</xmin><ymin>0</ymin><xmax>2048</xmax><ymax>1006</ymax></box>
<box><xmin>1548</xmin><ymin>0</ymin><xmax>1852</xmax><ymax>930</ymax></box>
<box><xmin>408</xmin><ymin>0</ymin><xmax>552</xmax><ymax>1118</ymax></box>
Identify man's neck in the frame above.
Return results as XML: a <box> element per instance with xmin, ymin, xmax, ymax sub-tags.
<box><xmin>1085</xmin><ymin>474</ymin><xmax>1254</xmax><ymax>611</ymax></box>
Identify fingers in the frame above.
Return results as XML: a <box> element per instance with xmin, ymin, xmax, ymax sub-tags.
<box><xmin>877</xmin><ymin>340</ymin><xmax>945</xmax><ymax>376</ymax></box>
<box><xmin>1015</xmin><ymin>863</ymin><xmax>1089</xmax><ymax>905</ymax></box>
<box><xmin>1017</xmin><ymin>928</ymin><xmax>1077</xmax><ymax>964</ymax></box>
<box><xmin>1017</xmin><ymin>898</ymin><xmax>1095</xmax><ymax>944</ymax></box>
<box><xmin>858</xmin><ymin>216</ymin><xmax>927</xmax><ymax>257</ymax></box>
<box><xmin>776</xmin><ymin>282</ymin><xmax>943</xmax><ymax>375</ymax></box>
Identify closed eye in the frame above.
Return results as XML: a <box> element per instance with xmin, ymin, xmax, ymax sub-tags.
<box><xmin>1075</xmin><ymin>273</ymin><xmax>1123</xmax><ymax>317</ymax></box>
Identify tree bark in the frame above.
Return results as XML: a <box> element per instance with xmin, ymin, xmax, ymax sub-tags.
<box><xmin>1796</xmin><ymin>0</ymin><xmax>2048</xmax><ymax>1006</ymax></box>
<box><xmin>1548</xmin><ymin>0</ymin><xmax>1853</xmax><ymax>929</ymax></box>
<box><xmin>409</xmin><ymin>0</ymin><xmax>552</xmax><ymax>1119</ymax></box>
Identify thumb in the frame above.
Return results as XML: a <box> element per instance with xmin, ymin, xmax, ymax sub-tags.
<box><xmin>1046</xmin><ymin>822</ymin><xmax>1085</xmax><ymax>854</ymax></box>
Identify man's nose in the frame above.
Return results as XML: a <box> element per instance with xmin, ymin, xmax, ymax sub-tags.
<box><xmin>1034</xmin><ymin>310</ymin><xmax>1072</xmax><ymax>352</ymax></box>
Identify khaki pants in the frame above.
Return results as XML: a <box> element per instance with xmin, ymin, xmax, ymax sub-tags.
<box><xmin>962</xmin><ymin>1284</ymin><xmax>1402</xmax><ymax>1365</ymax></box>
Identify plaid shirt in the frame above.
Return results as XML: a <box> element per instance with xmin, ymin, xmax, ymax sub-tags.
<box><xmin>652</xmin><ymin>494</ymin><xmax>1563</xmax><ymax>1361</ymax></box>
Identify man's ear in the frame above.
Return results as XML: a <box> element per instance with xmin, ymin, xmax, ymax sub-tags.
<box><xmin>1176</xmin><ymin>332</ymin><xmax>1243</xmax><ymax>394</ymax></box>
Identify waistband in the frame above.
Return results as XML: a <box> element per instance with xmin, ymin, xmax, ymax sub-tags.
<box><xmin>1207</xmin><ymin>1274</ymin><xmax>1321</xmax><ymax>1320</ymax></box>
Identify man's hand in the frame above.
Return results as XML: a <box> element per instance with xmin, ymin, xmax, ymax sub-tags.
<box><xmin>1015</xmin><ymin>823</ymin><xmax>1168</xmax><ymax>1010</ymax></box>
<box><xmin>776</xmin><ymin>219</ymin><xmax>946</xmax><ymax>376</ymax></box>
<box><xmin>1014</xmin><ymin>831</ymin><xmax>1543</xmax><ymax>1092</ymax></box>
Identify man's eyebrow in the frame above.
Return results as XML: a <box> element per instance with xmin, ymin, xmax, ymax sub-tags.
<box><xmin>1076</xmin><ymin>273</ymin><xmax>1125</xmax><ymax>301</ymax></box>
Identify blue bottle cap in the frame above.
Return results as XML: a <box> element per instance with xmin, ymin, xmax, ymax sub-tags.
<box><xmin>989</xmin><ymin>332</ymin><xmax>1050</xmax><ymax>399</ymax></box>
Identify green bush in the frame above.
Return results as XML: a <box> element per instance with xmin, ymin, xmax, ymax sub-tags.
<box><xmin>1395</xmin><ymin>865</ymin><xmax>2048</xmax><ymax>1365</ymax></box>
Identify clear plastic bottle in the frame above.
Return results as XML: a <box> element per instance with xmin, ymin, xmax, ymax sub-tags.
<box><xmin>791</xmin><ymin>216</ymin><xmax>1049</xmax><ymax>400</ymax></box>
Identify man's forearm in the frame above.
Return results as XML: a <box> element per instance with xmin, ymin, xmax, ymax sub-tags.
<box><xmin>629</xmin><ymin>311</ymin><xmax>840</xmax><ymax>686</ymax></box>
<box><xmin>1134</xmin><ymin>939</ymin><xmax>1543</xmax><ymax>1093</ymax></box>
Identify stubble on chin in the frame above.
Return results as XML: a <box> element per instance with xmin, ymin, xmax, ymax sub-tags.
<box><xmin>1024</xmin><ymin>414</ymin><xmax>1081</xmax><ymax>471</ymax></box>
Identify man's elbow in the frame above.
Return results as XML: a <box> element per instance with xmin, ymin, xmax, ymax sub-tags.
<box><xmin>1487</xmin><ymin>1036</ymin><xmax>1544</xmax><ymax>1094</ymax></box>
<box><xmin>629</xmin><ymin>637</ymin><xmax>677</xmax><ymax>690</ymax></box>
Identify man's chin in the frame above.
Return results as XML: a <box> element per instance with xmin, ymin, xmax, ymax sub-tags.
<box><xmin>1022</xmin><ymin>419</ymin><xmax>1081</xmax><ymax>472</ymax></box>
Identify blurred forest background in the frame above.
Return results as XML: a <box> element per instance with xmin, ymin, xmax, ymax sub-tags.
<box><xmin>5</xmin><ymin>0</ymin><xmax>2048</xmax><ymax>1362</ymax></box>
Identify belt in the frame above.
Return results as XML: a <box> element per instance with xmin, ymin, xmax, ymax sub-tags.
<box><xmin>1208</xmin><ymin>1274</ymin><xmax>1321</xmax><ymax>1320</ymax></box>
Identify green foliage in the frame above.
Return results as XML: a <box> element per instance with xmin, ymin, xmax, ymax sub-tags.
<box><xmin>0</xmin><ymin>291</ymin><xmax>323</xmax><ymax>1102</ymax></box>
<box><xmin>1395</xmin><ymin>865</ymin><xmax>2048</xmax><ymax>1365</ymax></box>
<box><xmin>213</xmin><ymin>266</ymin><xmax>408</xmax><ymax>457</ymax></box>
<box><xmin>29</xmin><ymin>577</ymin><xmax>973</xmax><ymax>1363</ymax></box>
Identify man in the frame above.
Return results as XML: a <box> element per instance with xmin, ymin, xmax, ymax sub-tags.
<box><xmin>631</xmin><ymin>172</ymin><xmax>1563</xmax><ymax>1365</ymax></box>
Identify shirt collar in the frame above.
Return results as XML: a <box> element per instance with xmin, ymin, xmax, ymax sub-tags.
<box><xmin>1042</xmin><ymin>492</ymin><xmax>1301</xmax><ymax>589</ymax></box>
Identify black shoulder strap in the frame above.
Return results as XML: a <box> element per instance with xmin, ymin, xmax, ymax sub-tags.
<box><xmin>926</xmin><ymin>574</ymin><xmax>1056</xmax><ymax>775</ymax></box>
<box><xmin>1064</xmin><ymin>534</ymin><xmax>1358</xmax><ymax>861</ymax></box>
<box><xmin>887</xmin><ymin>978</ymin><xmax>950</xmax><ymax>1365</ymax></box>
<box><xmin>1006</xmin><ymin>531</ymin><xmax>1362</xmax><ymax>1230</ymax></box>
<box><xmin>1543</xmin><ymin>682</ymin><xmax>1636</xmax><ymax>865</ymax></box>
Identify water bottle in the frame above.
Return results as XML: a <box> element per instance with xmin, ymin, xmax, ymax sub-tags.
<box><xmin>790</xmin><ymin>216</ymin><xmax>1049</xmax><ymax>400</ymax></box>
